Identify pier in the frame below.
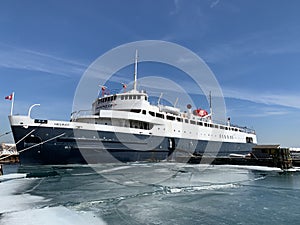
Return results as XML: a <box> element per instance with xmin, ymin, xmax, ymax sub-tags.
<box><xmin>186</xmin><ymin>145</ymin><xmax>294</xmax><ymax>170</ymax></box>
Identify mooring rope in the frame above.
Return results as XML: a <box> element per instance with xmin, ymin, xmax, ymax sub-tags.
<box><xmin>0</xmin><ymin>121</ymin><xmax>65</xmax><ymax>160</ymax></box>
<box><xmin>18</xmin><ymin>133</ymin><xmax>66</xmax><ymax>153</ymax></box>
<box><xmin>3</xmin><ymin>122</ymin><xmax>44</xmax><ymax>153</ymax></box>
<box><xmin>0</xmin><ymin>131</ymin><xmax>12</xmax><ymax>138</ymax></box>
<box><xmin>0</xmin><ymin>128</ymin><xmax>37</xmax><ymax>161</ymax></box>
<box><xmin>0</xmin><ymin>132</ymin><xmax>66</xmax><ymax>161</ymax></box>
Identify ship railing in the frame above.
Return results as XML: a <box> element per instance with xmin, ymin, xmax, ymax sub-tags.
<box><xmin>232</xmin><ymin>124</ymin><xmax>256</xmax><ymax>134</ymax></box>
<box><xmin>210</xmin><ymin>119</ymin><xmax>256</xmax><ymax>134</ymax></box>
<box><xmin>71</xmin><ymin>110</ymin><xmax>93</xmax><ymax>121</ymax></box>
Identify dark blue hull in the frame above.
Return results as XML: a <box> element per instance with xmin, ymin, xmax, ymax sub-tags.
<box><xmin>11</xmin><ymin>125</ymin><xmax>255</xmax><ymax>165</ymax></box>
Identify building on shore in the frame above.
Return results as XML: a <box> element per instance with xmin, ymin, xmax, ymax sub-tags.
<box><xmin>0</xmin><ymin>143</ymin><xmax>19</xmax><ymax>163</ymax></box>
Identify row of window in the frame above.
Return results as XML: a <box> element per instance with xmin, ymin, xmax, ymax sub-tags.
<box><xmin>98</xmin><ymin>94</ymin><xmax>148</xmax><ymax>104</ymax></box>
<box><xmin>98</xmin><ymin>95</ymin><xmax>117</xmax><ymax>103</ymax></box>
<box><xmin>156</xmin><ymin>127</ymin><xmax>236</xmax><ymax>140</ymax></box>
<box><xmin>145</xmin><ymin>110</ymin><xmax>241</xmax><ymax>132</ymax></box>
<box><xmin>120</xmin><ymin>95</ymin><xmax>147</xmax><ymax>101</ymax></box>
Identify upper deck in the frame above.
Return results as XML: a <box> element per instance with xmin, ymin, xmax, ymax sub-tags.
<box><xmin>92</xmin><ymin>90</ymin><xmax>154</xmax><ymax>114</ymax></box>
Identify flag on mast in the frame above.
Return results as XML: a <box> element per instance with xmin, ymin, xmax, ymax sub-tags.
<box><xmin>5</xmin><ymin>92</ymin><xmax>15</xmax><ymax>115</ymax></box>
<box><xmin>5</xmin><ymin>93</ymin><xmax>13</xmax><ymax>100</ymax></box>
<box><xmin>122</xmin><ymin>83</ymin><xmax>127</xmax><ymax>92</ymax></box>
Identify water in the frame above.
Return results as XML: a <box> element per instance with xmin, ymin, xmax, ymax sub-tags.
<box><xmin>1</xmin><ymin>163</ymin><xmax>300</xmax><ymax>225</ymax></box>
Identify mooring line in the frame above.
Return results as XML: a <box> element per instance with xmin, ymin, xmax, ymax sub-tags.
<box><xmin>2</xmin><ymin>123</ymin><xmax>44</xmax><ymax>153</ymax></box>
<box><xmin>0</xmin><ymin>129</ymin><xmax>65</xmax><ymax>161</ymax></box>
<box><xmin>0</xmin><ymin>131</ymin><xmax>12</xmax><ymax>138</ymax></box>
<box><xmin>18</xmin><ymin>133</ymin><xmax>66</xmax><ymax>154</ymax></box>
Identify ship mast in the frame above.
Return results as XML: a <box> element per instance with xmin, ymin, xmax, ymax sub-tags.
<box><xmin>133</xmin><ymin>50</ymin><xmax>138</xmax><ymax>91</ymax></box>
<box><xmin>209</xmin><ymin>91</ymin><xmax>213</xmax><ymax>121</ymax></box>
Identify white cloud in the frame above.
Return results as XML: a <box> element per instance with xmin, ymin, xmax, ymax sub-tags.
<box><xmin>0</xmin><ymin>43</ymin><xmax>88</xmax><ymax>77</ymax></box>
<box><xmin>223</xmin><ymin>87</ymin><xmax>300</xmax><ymax>110</ymax></box>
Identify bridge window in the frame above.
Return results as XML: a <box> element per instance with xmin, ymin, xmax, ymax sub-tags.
<box><xmin>166</xmin><ymin>115</ymin><xmax>175</xmax><ymax>120</ymax></box>
<box><xmin>156</xmin><ymin>113</ymin><xmax>164</xmax><ymax>119</ymax></box>
<box><xmin>149</xmin><ymin>111</ymin><xmax>155</xmax><ymax>116</ymax></box>
<box><xmin>246</xmin><ymin>137</ymin><xmax>253</xmax><ymax>143</ymax></box>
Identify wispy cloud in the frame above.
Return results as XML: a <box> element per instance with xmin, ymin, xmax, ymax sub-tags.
<box><xmin>201</xmin><ymin>28</ymin><xmax>300</xmax><ymax>64</ymax></box>
<box><xmin>170</xmin><ymin>0</ymin><xmax>181</xmax><ymax>15</ymax></box>
<box><xmin>210</xmin><ymin>0</ymin><xmax>221</xmax><ymax>8</ymax></box>
<box><xmin>0</xmin><ymin>43</ymin><xmax>88</xmax><ymax>77</ymax></box>
<box><xmin>223</xmin><ymin>87</ymin><xmax>300</xmax><ymax>110</ymax></box>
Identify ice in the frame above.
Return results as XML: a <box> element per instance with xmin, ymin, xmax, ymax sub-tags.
<box><xmin>0</xmin><ymin>176</ymin><xmax>45</xmax><ymax>214</ymax></box>
<box><xmin>219</xmin><ymin>165</ymin><xmax>283</xmax><ymax>172</ymax></box>
<box><xmin>2</xmin><ymin>206</ymin><xmax>107</xmax><ymax>225</ymax></box>
<box><xmin>0</xmin><ymin>174</ymin><xmax>107</xmax><ymax>225</ymax></box>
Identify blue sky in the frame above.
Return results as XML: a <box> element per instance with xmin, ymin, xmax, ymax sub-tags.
<box><xmin>1</xmin><ymin>0</ymin><xmax>300</xmax><ymax>147</ymax></box>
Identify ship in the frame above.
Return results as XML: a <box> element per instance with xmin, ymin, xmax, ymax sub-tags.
<box><xmin>8</xmin><ymin>53</ymin><xmax>257</xmax><ymax>165</ymax></box>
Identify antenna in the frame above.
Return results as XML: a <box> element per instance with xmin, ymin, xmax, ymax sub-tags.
<box><xmin>157</xmin><ymin>93</ymin><xmax>163</xmax><ymax>105</ymax></box>
<box><xmin>133</xmin><ymin>50</ymin><xmax>138</xmax><ymax>91</ymax></box>
<box><xmin>174</xmin><ymin>97</ymin><xmax>179</xmax><ymax>107</ymax></box>
<box><xmin>209</xmin><ymin>91</ymin><xmax>213</xmax><ymax>119</ymax></box>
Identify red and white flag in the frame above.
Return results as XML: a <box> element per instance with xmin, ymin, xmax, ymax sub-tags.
<box><xmin>5</xmin><ymin>93</ymin><xmax>13</xmax><ymax>100</ymax></box>
<box><xmin>5</xmin><ymin>92</ymin><xmax>15</xmax><ymax>115</ymax></box>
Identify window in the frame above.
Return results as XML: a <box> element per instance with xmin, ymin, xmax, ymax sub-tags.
<box><xmin>185</xmin><ymin>119</ymin><xmax>189</xmax><ymax>123</ymax></box>
<box><xmin>145</xmin><ymin>96</ymin><xmax>148</xmax><ymax>101</ymax></box>
<box><xmin>204</xmin><ymin>123</ymin><xmax>208</xmax><ymax>127</ymax></box>
<box><xmin>166</xmin><ymin>115</ymin><xmax>175</xmax><ymax>120</ymax></box>
<box><xmin>246</xmin><ymin>137</ymin><xmax>253</xmax><ymax>143</ymax></box>
<box><xmin>156</xmin><ymin>113</ymin><xmax>164</xmax><ymax>119</ymax></box>
<box><xmin>177</xmin><ymin>117</ymin><xmax>183</xmax><ymax>122</ymax></box>
<box><xmin>137</xmin><ymin>96</ymin><xmax>141</xmax><ymax>99</ymax></box>
<box><xmin>142</xmin><ymin>110</ymin><xmax>146</xmax><ymax>115</ymax></box>
<box><xmin>129</xmin><ymin>95</ymin><xmax>132</xmax><ymax>100</ymax></box>
<box><xmin>197</xmin><ymin>121</ymin><xmax>203</xmax><ymax>126</ymax></box>
<box><xmin>149</xmin><ymin>111</ymin><xmax>155</xmax><ymax>116</ymax></box>
<box><xmin>190</xmin><ymin>120</ymin><xmax>196</xmax><ymax>125</ymax></box>
<box><xmin>125</xmin><ymin>96</ymin><xmax>128</xmax><ymax>100</ymax></box>
<box><xmin>131</xmin><ymin>109</ymin><xmax>141</xmax><ymax>113</ymax></box>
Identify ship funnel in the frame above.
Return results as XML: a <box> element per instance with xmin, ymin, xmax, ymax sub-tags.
<box><xmin>187</xmin><ymin>104</ymin><xmax>192</xmax><ymax>119</ymax></box>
